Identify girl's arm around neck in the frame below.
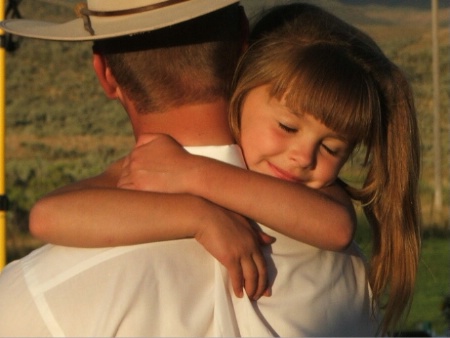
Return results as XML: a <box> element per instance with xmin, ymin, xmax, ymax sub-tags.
<box><xmin>29</xmin><ymin>158</ymin><xmax>274</xmax><ymax>300</ymax></box>
<box><xmin>29</xmin><ymin>159</ymin><xmax>264</xmax><ymax>249</ymax></box>
<box><xmin>115</xmin><ymin>134</ymin><xmax>356</xmax><ymax>251</ymax></box>
<box><xmin>29</xmin><ymin>160</ymin><xmax>207</xmax><ymax>247</ymax></box>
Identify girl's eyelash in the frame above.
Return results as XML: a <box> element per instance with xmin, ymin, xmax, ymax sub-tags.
<box><xmin>322</xmin><ymin>144</ymin><xmax>338</xmax><ymax>156</ymax></box>
<box><xmin>279</xmin><ymin>123</ymin><xmax>297</xmax><ymax>133</ymax></box>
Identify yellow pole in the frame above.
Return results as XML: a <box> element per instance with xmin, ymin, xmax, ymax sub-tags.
<box><xmin>0</xmin><ymin>0</ymin><xmax>6</xmax><ymax>269</ymax></box>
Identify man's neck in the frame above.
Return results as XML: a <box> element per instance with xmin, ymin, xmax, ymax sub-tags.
<box><xmin>132</xmin><ymin>99</ymin><xmax>235</xmax><ymax>146</ymax></box>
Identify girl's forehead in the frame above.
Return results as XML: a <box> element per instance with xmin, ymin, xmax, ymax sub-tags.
<box><xmin>275</xmin><ymin>91</ymin><xmax>357</xmax><ymax>144</ymax></box>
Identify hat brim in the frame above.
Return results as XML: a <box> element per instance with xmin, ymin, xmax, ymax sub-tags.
<box><xmin>0</xmin><ymin>0</ymin><xmax>239</xmax><ymax>41</ymax></box>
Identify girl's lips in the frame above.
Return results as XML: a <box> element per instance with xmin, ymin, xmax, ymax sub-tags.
<box><xmin>267</xmin><ymin>162</ymin><xmax>301</xmax><ymax>182</ymax></box>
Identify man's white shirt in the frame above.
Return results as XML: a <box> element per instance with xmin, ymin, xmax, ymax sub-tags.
<box><xmin>0</xmin><ymin>145</ymin><xmax>377</xmax><ymax>337</ymax></box>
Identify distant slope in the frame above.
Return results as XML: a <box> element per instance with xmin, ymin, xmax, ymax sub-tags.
<box><xmin>339</xmin><ymin>0</ymin><xmax>449</xmax><ymax>9</ymax></box>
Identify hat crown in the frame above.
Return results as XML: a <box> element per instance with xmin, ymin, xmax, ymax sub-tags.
<box><xmin>88</xmin><ymin>0</ymin><xmax>168</xmax><ymax>12</ymax></box>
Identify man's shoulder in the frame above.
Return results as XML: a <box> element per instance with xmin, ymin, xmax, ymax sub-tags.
<box><xmin>102</xmin><ymin>158</ymin><xmax>126</xmax><ymax>185</ymax></box>
<box><xmin>78</xmin><ymin>157</ymin><xmax>125</xmax><ymax>189</ymax></box>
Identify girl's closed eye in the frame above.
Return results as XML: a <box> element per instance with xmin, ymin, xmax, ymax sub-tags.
<box><xmin>322</xmin><ymin>139</ymin><xmax>351</xmax><ymax>158</ymax></box>
<box><xmin>321</xmin><ymin>143</ymin><xmax>339</xmax><ymax>156</ymax></box>
<box><xmin>279</xmin><ymin>122</ymin><xmax>297</xmax><ymax>133</ymax></box>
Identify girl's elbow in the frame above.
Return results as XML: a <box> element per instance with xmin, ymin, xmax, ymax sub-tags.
<box><xmin>29</xmin><ymin>199</ymin><xmax>55</xmax><ymax>241</ymax></box>
<box><xmin>332</xmin><ymin>218</ymin><xmax>355</xmax><ymax>251</ymax></box>
<box><xmin>324</xmin><ymin>198</ymin><xmax>356</xmax><ymax>251</ymax></box>
<box><xmin>336</xmin><ymin>228</ymin><xmax>354</xmax><ymax>250</ymax></box>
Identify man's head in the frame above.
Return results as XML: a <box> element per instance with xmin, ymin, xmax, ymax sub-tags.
<box><xmin>0</xmin><ymin>1</ymin><xmax>246</xmax><ymax>114</ymax></box>
<box><xmin>93</xmin><ymin>4</ymin><xmax>245</xmax><ymax>114</ymax></box>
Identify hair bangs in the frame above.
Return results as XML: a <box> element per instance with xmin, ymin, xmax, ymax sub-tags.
<box><xmin>277</xmin><ymin>44</ymin><xmax>381</xmax><ymax>146</ymax></box>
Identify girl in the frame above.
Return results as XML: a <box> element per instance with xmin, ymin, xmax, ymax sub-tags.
<box><xmin>117</xmin><ymin>4</ymin><xmax>421</xmax><ymax>334</ymax></box>
<box><xmin>31</xmin><ymin>3</ymin><xmax>421</xmax><ymax>334</ymax></box>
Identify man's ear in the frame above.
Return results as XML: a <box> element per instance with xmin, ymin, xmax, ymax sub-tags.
<box><xmin>92</xmin><ymin>53</ymin><xmax>120</xmax><ymax>99</ymax></box>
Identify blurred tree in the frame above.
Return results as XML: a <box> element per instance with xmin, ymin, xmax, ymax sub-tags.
<box><xmin>431</xmin><ymin>0</ymin><xmax>442</xmax><ymax>225</ymax></box>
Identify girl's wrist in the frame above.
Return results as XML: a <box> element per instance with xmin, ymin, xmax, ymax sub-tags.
<box><xmin>183</xmin><ymin>155</ymin><xmax>213</xmax><ymax>197</ymax></box>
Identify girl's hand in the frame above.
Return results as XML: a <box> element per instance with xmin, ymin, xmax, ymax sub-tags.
<box><xmin>197</xmin><ymin>202</ymin><xmax>275</xmax><ymax>300</ymax></box>
<box><xmin>118</xmin><ymin>133</ymin><xmax>194</xmax><ymax>193</ymax></box>
<box><xmin>118</xmin><ymin>133</ymin><xmax>275</xmax><ymax>299</ymax></box>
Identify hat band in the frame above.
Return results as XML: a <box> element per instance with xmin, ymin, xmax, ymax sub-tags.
<box><xmin>75</xmin><ymin>0</ymin><xmax>190</xmax><ymax>36</ymax></box>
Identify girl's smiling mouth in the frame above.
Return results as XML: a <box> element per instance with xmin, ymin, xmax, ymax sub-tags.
<box><xmin>267</xmin><ymin>162</ymin><xmax>303</xmax><ymax>183</ymax></box>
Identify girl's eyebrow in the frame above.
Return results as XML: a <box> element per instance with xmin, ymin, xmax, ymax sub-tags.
<box><xmin>331</xmin><ymin>132</ymin><xmax>351</xmax><ymax>142</ymax></box>
<box><xmin>328</xmin><ymin>131</ymin><xmax>353</xmax><ymax>145</ymax></box>
<box><xmin>281</xmin><ymin>100</ymin><xmax>353</xmax><ymax>144</ymax></box>
<box><xmin>282</xmin><ymin>106</ymin><xmax>304</xmax><ymax>119</ymax></box>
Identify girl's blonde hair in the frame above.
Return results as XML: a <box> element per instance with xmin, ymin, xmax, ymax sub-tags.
<box><xmin>230</xmin><ymin>4</ymin><xmax>421</xmax><ymax>335</ymax></box>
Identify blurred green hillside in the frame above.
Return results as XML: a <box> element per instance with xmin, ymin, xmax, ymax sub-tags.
<box><xmin>5</xmin><ymin>0</ymin><xmax>449</xmax><ymax>233</ymax></box>
<box><xmin>2</xmin><ymin>0</ymin><xmax>450</xmax><ymax>333</ymax></box>
<box><xmin>5</xmin><ymin>0</ymin><xmax>134</xmax><ymax>242</ymax></box>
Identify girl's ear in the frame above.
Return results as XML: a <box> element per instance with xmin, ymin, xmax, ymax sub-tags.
<box><xmin>92</xmin><ymin>53</ymin><xmax>120</xmax><ymax>99</ymax></box>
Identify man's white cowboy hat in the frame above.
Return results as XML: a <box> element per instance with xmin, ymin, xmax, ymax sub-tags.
<box><xmin>0</xmin><ymin>0</ymin><xmax>239</xmax><ymax>41</ymax></box>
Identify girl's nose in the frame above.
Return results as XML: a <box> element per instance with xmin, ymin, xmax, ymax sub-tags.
<box><xmin>289</xmin><ymin>141</ymin><xmax>317</xmax><ymax>169</ymax></box>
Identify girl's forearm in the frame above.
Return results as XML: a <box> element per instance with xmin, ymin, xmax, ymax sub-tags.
<box><xmin>29</xmin><ymin>161</ymin><xmax>217</xmax><ymax>247</ymax></box>
<box><xmin>30</xmin><ymin>187</ymin><xmax>214</xmax><ymax>247</ymax></box>
<box><xmin>185</xmin><ymin>156</ymin><xmax>356</xmax><ymax>251</ymax></box>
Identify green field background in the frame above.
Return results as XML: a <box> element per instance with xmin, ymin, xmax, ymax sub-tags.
<box><xmin>3</xmin><ymin>0</ymin><xmax>450</xmax><ymax>335</ymax></box>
